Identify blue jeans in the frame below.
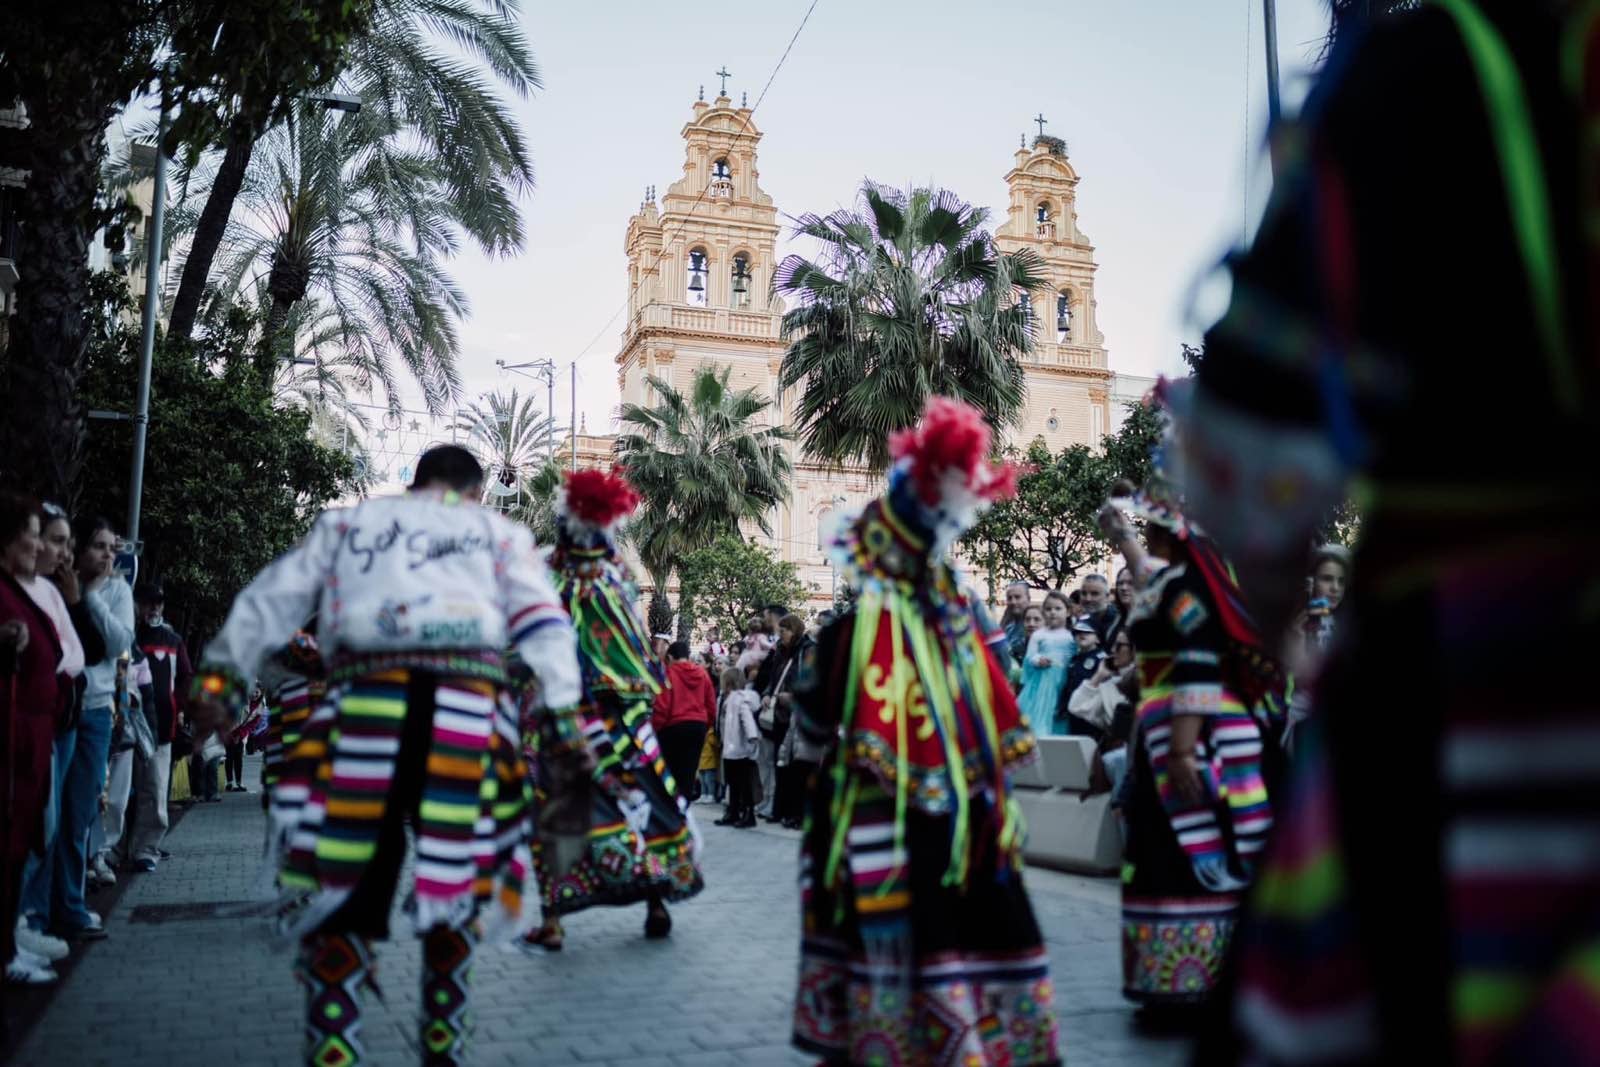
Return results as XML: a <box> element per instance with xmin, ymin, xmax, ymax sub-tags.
<box><xmin>20</xmin><ymin>729</ymin><xmax>77</xmax><ymax>930</ymax></box>
<box><xmin>43</xmin><ymin>706</ymin><xmax>113</xmax><ymax>931</ymax></box>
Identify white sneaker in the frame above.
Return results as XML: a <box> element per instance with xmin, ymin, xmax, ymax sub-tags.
<box><xmin>15</xmin><ymin>923</ymin><xmax>68</xmax><ymax>963</ymax></box>
<box><xmin>5</xmin><ymin>951</ymin><xmax>58</xmax><ymax>985</ymax></box>
<box><xmin>89</xmin><ymin>855</ymin><xmax>117</xmax><ymax>887</ymax></box>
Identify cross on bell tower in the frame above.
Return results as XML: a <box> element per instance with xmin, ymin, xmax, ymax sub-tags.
<box><xmin>1034</xmin><ymin>112</ymin><xmax>1049</xmax><ymax>139</ymax></box>
<box><xmin>716</xmin><ymin>66</ymin><xmax>732</xmax><ymax>96</ymax></box>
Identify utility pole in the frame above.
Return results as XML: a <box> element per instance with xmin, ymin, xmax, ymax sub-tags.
<box><xmin>1262</xmin><ymin>0</ymin><xmax>1282</xmax><ymax>174</ymax></box>
<box><xmin>126</xmin><ymin>98</ymin><xmax>169</xmax><ymax>549</ymax></box>
<box><xmin>495</xmin><ymin>358</ymin><xmax>557</xmax><ymax>459</ymax></box>
<box><xmin>570</xmin><ymin>362</ymin><xmax>578</xmax><ymax>471</ymax></box>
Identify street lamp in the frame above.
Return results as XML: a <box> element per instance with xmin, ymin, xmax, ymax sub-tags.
<box><xmin>309</xmin><ymin>92</ymin><xmax>362</xmax><ymax>113</ymax></box>
<box><xmin>827</xmin><ymin>495</ymin><xmax>847</xmax><ymax>605</ymax></box>
<box><xmin>496</xmin><ymin>358</ymin><xmax>558</xmax><ymax>459</ymax></box>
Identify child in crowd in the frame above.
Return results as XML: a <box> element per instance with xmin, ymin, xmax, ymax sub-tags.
<box><xmin>714</xmin><ymin>667</ymin><xmax>760</xmax><ymax>829</ymax></box>
<box><xmin>1011</xmin><ymin>604</ymin><xmax>1045</xmax><ymax>691</ymax></box>
<box><xmin>1018</xmin><ymin>590</ymin><xmax>1076</xmax><ymax>733</ymax></box>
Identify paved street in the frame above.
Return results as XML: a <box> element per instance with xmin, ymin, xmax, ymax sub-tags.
<box><xmin>11</xmin><ymin>759</ymin><xmax>1188</xmax><ymax>1067</ymax></box>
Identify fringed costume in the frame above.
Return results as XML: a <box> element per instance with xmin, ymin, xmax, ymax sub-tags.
<box><xmin>194</xmin><ymin>484</ymin><xmax>583</xmax><ymax>1067</ymax></box>
<box><xmin>256</xmin><ymin>630</ymin><xmax>325</xmax><ymax>803</ymax></box>
<box><xmin>520</xmin><ymin>470</ymin><xmax>702</xmax><ymax>941</ymax></box>
<box><xmin>791</xmin><ymin>398</ymin><xmax>1062</xmax><ymax>1067</ymax></box>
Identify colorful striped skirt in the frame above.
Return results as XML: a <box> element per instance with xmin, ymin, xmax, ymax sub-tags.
<box><xmin>1121</xmin><ymin>694</ymin><xmax>1269</xmax><ymax>1006</ymax></box>
<box><xmin>268</xmin><ymin>661</ymin><xmax>534</xmax><ymax>945</ymax></box>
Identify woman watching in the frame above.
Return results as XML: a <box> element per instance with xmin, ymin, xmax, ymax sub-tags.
<box><xmin>0</xmin><ymin>496</ymin><xmax>71</xmax><ymax>984</ymax></box>
<box><xmin>768</xmin><ymin>614</ymin><xmax>815</xmax><ymax>828</ymax></box>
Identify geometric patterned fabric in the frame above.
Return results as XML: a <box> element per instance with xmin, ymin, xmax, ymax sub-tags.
<box><xmin>295</xmin><ymin>932</ymin><xmax>375</xmax><ymax>1067</ymax></box>
<box><xmin>420</xmin><ymin>924</ymin><xmax>476</xmax><ymax>1066</ymax></box>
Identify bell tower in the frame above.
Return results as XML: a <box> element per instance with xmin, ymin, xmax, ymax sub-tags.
<box><xmin>616</xmin><ymin>88</ymin><xmax>785</xmax><ymax>412</ymax></box>
<box><xmin>996</xmin><ymin>129</ymin><xmax>1113</xmax><ymax>448</ymax></box>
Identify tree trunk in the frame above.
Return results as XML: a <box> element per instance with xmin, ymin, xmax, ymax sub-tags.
<box><xmin>647</xmin><ymin>587</ymin><xmax>675</xmax><ymax>640</ymax></box>
<box><xmin>167</xmin><ymin>133</ymin><xmax>254</xmax><ymax>342</ymax></box>
<box><xmin>0</xmin><ymin>98</ymin><xmax>113</xmax><ymax>508</ymax></box>
<box><xmin>256</xmin><ymin>255</ymin><xmax>304</xmax><ymax>386</ymax></box>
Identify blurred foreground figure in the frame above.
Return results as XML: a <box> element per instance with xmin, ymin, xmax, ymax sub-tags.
<box><xmin>1178</xmin><ymin>3</ymin><xmax>1600</xmax><ymax>1065</ymax></box>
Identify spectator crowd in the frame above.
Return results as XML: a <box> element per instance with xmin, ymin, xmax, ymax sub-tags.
<box><xmin>0</xmin><ymin>494</ymin><xmax>249</xmax><ymax>994</ymax></box>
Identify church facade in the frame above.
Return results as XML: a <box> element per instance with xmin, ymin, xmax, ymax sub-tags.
<box><xmin>595</xmin><ymin>91</ymin><xmax>1116</xmax><ymax>607</ymax></box>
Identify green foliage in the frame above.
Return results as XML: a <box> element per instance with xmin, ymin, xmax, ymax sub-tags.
<box><xmin>774</xmin><ymin>181</ymin><xmax>1048</xmax><ymax>471</ymax></box>
<box><xmin>0</xmin><ymin>0</ymin><xmax>371</xmax><ymax>159</ymax></box>
<box><xmin>1317</xmin><ymin>498</ymin><xmax>1364</xmax><ymax>548</ymax></box>
<box><xmin>677</xmin><ymin>535</ymin><xmax>805</xmax><ymax>644</ymax></box>
<box><xmin>160</xmin><ymin>0</ymin><xmax>375</xmax><ymax>154</ymax></box>
<box><xmin>75</xmin><ymin>275</ymin><xmax>356</xmax><ymax>645</ymax></box>
<box><xmin>960</xmin><ymin>403</ymin><xmax>1164</xmax><ymax>591</ymax></box>
<box><xmin>172</xmin><ymin>101</ymin><xmax>474</xmax><ymax>412</ymax></box>
<box><xmin>454</xmin><ymin>389</ymin><xmax>559</xmax><ymax>492</ymax></box>
<box><xmin>616</xmin><ymin>366</ymin><xmax>794</xmax><ymax>635</ymax></box>
<box><xmin>1099</xmin><ymin>400</ymin><xmax>1164</xmax><ymax>490</ymax></box>
<box><xmin>507</xmin><ymin>458</ymin><xmax>564</xmax><ymax>546</ymax></box>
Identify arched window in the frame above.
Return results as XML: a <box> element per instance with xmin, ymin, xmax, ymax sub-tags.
<box><xmin>686</xmin><ymin>248</ymin><xmax>708</xmax><ymax>305</ymax></box>
<box><xmin>731</xmin><ymin>254</ymin><xmax>752</xmax><ymax>308</ymax></box>
<box><xmin>1016</xmin><ymin>290</ymin><xmax>1035</xmax><ymax>334</ymax></box>
<box><xmin>710</xmin><ymin>157</ymin><xmax>734</xmax><ymax>199</ymax></box>
<box><xmin>816</xmin><ymin>508</ymin><xmax>833</xmax><ymax>552</ymax></box>
<box><xmin>1035</xmin><ymin>200</ymin><xmax>1055</xmax><ymax>240</ymax></box>
<box><xmin>1056</xmin><ymin>290</ymin><xmax>1073</xmax><ymax>342</ymax></box>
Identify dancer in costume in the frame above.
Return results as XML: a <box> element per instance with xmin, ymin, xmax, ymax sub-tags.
<box><xmin>520</xmin><ymin>469</ymin><xmax>703</xmax><ymax>951</ymax></box>
<box><xmin>790</xmin><ymin>397</ymin><xmax>1061</xmax><ymax>1067</ymax></box>
<box><xmin>189</xmin><ymin>446</ymin><xmax>583</xmax><ymax>1067</ymax></box>
<box><xmin>1095</xmin><ymin>402</ymin><xmax>1279</xmax><ymax>1015</ymax></box>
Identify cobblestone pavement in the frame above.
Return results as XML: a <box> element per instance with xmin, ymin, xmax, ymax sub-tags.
<box><xmin>12</xmin><ymin>764</ymin><xmax>1190</xmax><ymax>1067</ymax></box>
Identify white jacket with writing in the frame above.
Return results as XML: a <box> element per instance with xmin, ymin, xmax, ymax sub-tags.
<box><xmin>202</xmin><ymin>492</ymin><xmax>581</xmax><ymax>708</ymax></box>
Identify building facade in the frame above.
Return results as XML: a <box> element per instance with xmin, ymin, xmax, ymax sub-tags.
<box><xmin>600</xmin><ymin>93</ymin><xmax>1118</xmax><ymax>606</ymax></box>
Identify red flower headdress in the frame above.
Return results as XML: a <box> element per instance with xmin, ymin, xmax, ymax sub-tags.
<box><xmin>889</xmin><ymin>397</ymin><xmax>1017</xmax><ymax>507</ymax></box>
<box><xmin>557</xmin><ymin>468</ymin><xmax>640</xmax><ymax>536</ymax></box>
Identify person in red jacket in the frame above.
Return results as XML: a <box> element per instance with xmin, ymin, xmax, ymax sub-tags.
<box><xmin>651</xmin><ymin>641</ymin><xmax>715</xmax><ymax>808</ymax></box>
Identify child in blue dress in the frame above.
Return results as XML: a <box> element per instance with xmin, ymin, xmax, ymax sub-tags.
<box><xmin>1018</xmin><ymin>590</ymin><xmax>1076</xmax><ymax>733</ymax></box>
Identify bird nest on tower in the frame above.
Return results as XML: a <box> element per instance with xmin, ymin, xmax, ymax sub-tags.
<box><xmin>1032</xmin><ymin>134</ymin><xmax>1068</xmax><ymax>157</ymax></box>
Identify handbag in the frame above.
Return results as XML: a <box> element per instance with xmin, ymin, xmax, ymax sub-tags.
<box><xmin>758</xmin><ymin>657</ymin><xmax>795</xmax><ymax>734</ymax></box>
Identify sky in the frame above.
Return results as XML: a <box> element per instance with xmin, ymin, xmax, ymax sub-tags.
<box><xmin>441</xmin><ymin>0</ymin><xmax>1339</xmax><ymax>434</ymax></box>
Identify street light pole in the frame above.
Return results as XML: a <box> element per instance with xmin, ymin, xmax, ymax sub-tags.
<box><xmin>496</xmin><ymin>357</ymin><xmax>558</xmax><ymax>460</ymax></box>
<box><xmin>126</xmin><ymin>98</ymin><xmax>169</xmax><ymax>549</ymax></box>
<box><xmin>827</xmin><ymin>495</ymin><xmax>846</xmax><ymax>605</ymax></box>
<box><xmin>1262</xmin><ymin>0</ymin><xmax>1283</xmax><ymax>175</ymax></box>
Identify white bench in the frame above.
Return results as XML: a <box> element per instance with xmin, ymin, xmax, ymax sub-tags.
<box><xmin>1011</xmin><ymin>735</ymin><xmax>1122</xmax><ymax>875</ymax></box>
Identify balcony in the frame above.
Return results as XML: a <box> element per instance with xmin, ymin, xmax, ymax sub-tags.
<box><xmin>628</xmin><ymin>304</ymin><xmax>778</xmax><ymax>339</ymax></box>
<box><xmin>671</xmin><ymin>306</ymin><xmax>716</xmax><ymax>332</ymax></box>
<box><xmin>1022</xmin><ymin>341</ymin><xmax>1105</xmax><ymax>371</ymax></box>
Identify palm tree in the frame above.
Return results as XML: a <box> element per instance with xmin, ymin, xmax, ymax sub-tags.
<box><xmin>615</xmin><ymin>367</ymin><xmax>794</xmax><ymax>635</ymax></box>
<box><xmin>774</xmin><ymin>181</ymin><xmax>1048</xmax><ymax>471</ymax></box>
<box><xmin>172</xmin><ymin>101</ymin><xmax>470</xmax><ymax>412</ymax></box>
<box><xmin>166</xmin><ymin>0</ymin><xmax>539</xmax><ymax>342</ymax></box>
<box><xmin>508</xmin><ymin>458</ymin><xmax>564</xmax><ymax>545</ymax></box>
<box><xmin>454</xmin><ymin>389</ymin><xmax>560</xmax><ymax>500</ymax></box>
